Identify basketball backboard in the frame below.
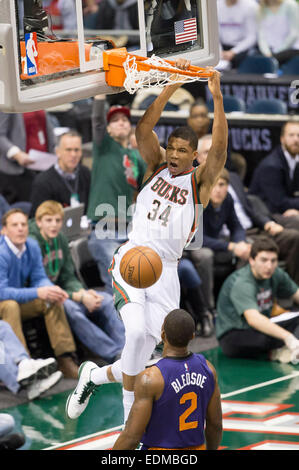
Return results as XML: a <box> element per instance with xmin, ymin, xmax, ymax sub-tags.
<box><xmin>0</xmin><ymin>0</ymin><xmax>219</xmax><ymax>113</ymax></box>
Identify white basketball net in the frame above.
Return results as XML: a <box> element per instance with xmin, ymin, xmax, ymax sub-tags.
<box><xmin>122</xmin><ymin>54</ymin><xmax>209</xmax><ymax>95</ymax></box>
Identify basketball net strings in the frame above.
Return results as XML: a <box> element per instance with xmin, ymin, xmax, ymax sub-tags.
<box><xmin>123</xmin><ymin>54</ymin><xmax>210</xmax><ymax>95</ymax></box>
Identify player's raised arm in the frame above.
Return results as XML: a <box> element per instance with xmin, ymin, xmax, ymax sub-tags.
<box><xmin>135</xmin><ymin>60</ymin><xmax>190</xmax><ymax>175</ymax></box>
<box><xmin>196</xmin><ymin>70</ymin><xmax>228</xmax><ymax>207</ymax></box>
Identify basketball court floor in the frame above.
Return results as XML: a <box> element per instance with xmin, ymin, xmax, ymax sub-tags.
<box><xmin>1</xmin><ymin>346</ymin><xmax>299</xmax><ymax>451</ymax></box>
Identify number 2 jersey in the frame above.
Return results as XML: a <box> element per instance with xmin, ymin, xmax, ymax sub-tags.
<box><xmin>141</xmin><ymin>353</ymin><xmax>215</xmax><ymax>450</ymax></box>
<box><xmin>128</xmin><ymin>163</ymin><xmax>201</xmax><ymax>261</ymax></box>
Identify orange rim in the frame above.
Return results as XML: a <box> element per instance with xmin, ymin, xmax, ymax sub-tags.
<box><xmin>103</xmin><ymin>48</ymin><xmax>214</xmax><ymax>87</ymax></box>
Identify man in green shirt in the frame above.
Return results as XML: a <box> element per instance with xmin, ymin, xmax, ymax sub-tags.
<box><xmin>216</xmin><ymin>236</ymin><xmax>299</xmax><ymax>364</ymax></box>
<box><xmin>87</xmin><ymin>97</ymin><xmax>147</xmax><ymax>294</ymax></box>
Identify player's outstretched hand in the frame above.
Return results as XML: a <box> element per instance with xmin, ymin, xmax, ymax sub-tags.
<box><xmin>173</xmin><ymin>58</ymin><xmax>191</xmax><ymax>71</ymax></box>
<box><xmin>168</xmin><ymin>58</ymin><xmax>191</xmax><ymax>85</ymax></box>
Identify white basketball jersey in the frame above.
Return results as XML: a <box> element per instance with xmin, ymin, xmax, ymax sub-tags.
<box><xmin>128</xmin><ymin>163</ymin><xmax>201</xmax><ymax>261</ymax></box>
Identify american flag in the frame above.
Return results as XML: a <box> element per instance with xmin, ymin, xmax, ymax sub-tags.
<box><xmin>174</xmin><ymin>18</ymin><xmax>197</xmax><ymax>45</ymax></box>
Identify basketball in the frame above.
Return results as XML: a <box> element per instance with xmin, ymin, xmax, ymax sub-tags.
<box><xmin>120</xmin><ymin>246</ymin><xmax>163</xmax><ymax>289</ymax></box>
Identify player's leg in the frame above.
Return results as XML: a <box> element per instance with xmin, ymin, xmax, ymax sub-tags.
<box><xmin>119</xmin><ymin>301</ymin><xmax>152</xmax><ymax>422</ymax></box>
<box><xmin>65</xmin><ymin>301</ymin><xmax>147</xmax><ymax>420</ymax></box>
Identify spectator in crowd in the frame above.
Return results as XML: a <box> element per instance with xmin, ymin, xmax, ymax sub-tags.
<box><xmin>29</xmin><ymin>200</ymin><xmax>125</xmax><ymax>364</ymax></box>
<box><xmin>190</xmin><ymin>167</ymin><xmax>251</xmax><ymax>311</ymax></box>
<box><xmin>18</xmin><ymin>0</ymin><xmax>77</xmax><ymax>31</ymax></box>
<box><xmin>202</xmin><ymin>168</ymin><xmax>251</xmax><ymax>262</ymax></box>
<box><xmin>188</xmin><ymin>136</ymin><xmax>237</xmax><ymax>312</ymax></box>
<box><xmin>186</xmin><ymin>118</ymin><xmax>243</xmax><ymax>312</ymax></box>
<box><xmin>29</xmin><ymin>130</ymin><xmax>91</xmax><ymax>217</ymax></box>
<box><xmin>187</xmin><ymin>103</ymin><xmax>244</xmax><ymax>175</ymax></box>
<box><xmin>187</xmin><ymin>99</ymin><xmax>210</xmax><ymax>141</ymax></box>
<box><xmin>83</xmin><ymin>0</ymin><xmax>102</xmax><ymax>29</ymax></box>
<box><xmin>87</xmin><ymin>96</ymin><xmax>146</xmax><ymax>294</ymax></box>
<box><xmin>230</xmin><ymin>170</ymin><xmax>299</xmax><ymax>285</ymax></box>
<box><xmin>178</xmin><ymin>258</ymin><xmax>214</xmax><ymax>337</ymax></box>
<box><xmin>216</xmin><ymin>236</ymin><xmax>299</xmax><ymax>363</ymax></box>
<box><xmin>217</xmin><ymin>0</ymin><xmax>259</xmax><ymax>70</ymax></box>
<box><xmin>249</xmin><ymin>121</ymin><xmax>299</xmax><ymax>229</ymax></box>
<box><xmin>196</xmin><ymin>133</ymin><xmax>299</xmax><ymax>286</ymax></box>
<box><xmin>0</xmin><ymin>412</ymin><xmax>25</xmax><ymax>450</ymax></box>
<box><xmin>0</xmin><ymin>320</ymin><xmax>62</xmax><ymax>400</ymax></box>
<box><xmin>0</xmin><ymin>110</ymin><xmax>56</xmax><ymax>203</ymax></box>
<box><xmin>0</xmin><ymin>208</ymin><xmax>78</xmax><ymax>378</ymax></box>
<box><xmin>256</xmin><ymin>0</ymin><xmax>299</xmax><ymax>65</ymax></box>
<box><xmin>43</xmin><ymin>0</ymin><xmax>77</xmax><ymax>31</ymax></box>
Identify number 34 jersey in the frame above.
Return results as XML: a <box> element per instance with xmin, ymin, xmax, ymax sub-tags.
<box><xmin>128</xmin><ymin>163</ymin><xmax>201</xmax><ymax>261</ymax></box>
<box><xmin>141</xmin><ymin>353</ymin><xmax>215</xmax><ymax>450</ymax></box>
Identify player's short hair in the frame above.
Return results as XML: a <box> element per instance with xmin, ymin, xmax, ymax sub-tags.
<box><xmin>168</xmin><ymin>126</ymin><xmax>198</xmax><ymax>151</ymax></box>
<box><xmin>163</xmin><ymin>309</ymin><xmax>195</xmax><ymax>347</ymax></box>
<box><xmin>35</xmin><ymin>200</ymin><xmax>64</xmax><ymax>221</ymax></box>
<box><xmin>250</xmin><ymin>236</ymin><xmax>279</xmax><ymax>259</ymax></box>
<box><xmin>1</xmin><ymin>208</ymin><xmax>28</xmax><ymax>227</ymax></box>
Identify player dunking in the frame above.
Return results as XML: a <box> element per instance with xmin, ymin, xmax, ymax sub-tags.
<box><xmin>66</xmin><ymin>63</ymin><xmax>228</xmax><ymax>423</ymax></box>
<box><xmin>113</xmin><ymin>309</ymin><xmax>222</xmax><ymax>450</ymax></box>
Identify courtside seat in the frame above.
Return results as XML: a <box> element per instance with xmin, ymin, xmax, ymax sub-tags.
<box><xmin>237</xmin><ymin>55</ymin><xmax>279</xmax><ymax>74</ymax></box>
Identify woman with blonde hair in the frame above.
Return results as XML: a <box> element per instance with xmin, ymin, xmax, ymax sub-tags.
<box><xmin>257</xmin><ymin>0</ymin><xmax>299</xmax><ymax>65</ymax></box>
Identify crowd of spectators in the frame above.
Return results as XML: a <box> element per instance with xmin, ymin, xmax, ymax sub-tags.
<box><xmin>217</xmin><ymin>0</ymin><xmax>299</xmax><ymax>71</ymax></box>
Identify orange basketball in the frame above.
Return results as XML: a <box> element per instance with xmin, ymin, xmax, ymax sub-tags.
<box><xmin>120</xmin><ymin>246</ymin><xmax>162</xmax><ymax>289</ymax></box>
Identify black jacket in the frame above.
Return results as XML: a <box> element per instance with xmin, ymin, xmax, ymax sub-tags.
<box><xmin>229</xmin><ymin>171</ymin><xmax>270</xmax><ymax>230</ymax></box>
<box><xmin>249</xmin><ymin>146</ymin><xmax>299</xmax><ymax>213</ymax></box>
<box><xmin>29</xmin><ymin>164</ymin><xmax>91</xmax><ymax>217</ymax></box>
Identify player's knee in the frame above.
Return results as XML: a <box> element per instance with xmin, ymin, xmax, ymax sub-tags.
<box><xmin>126</xmin><ymin>326</ymin><xmax>146</xmax><ymax>350</ymax></box>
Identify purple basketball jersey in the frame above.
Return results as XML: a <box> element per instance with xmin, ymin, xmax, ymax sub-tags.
<box><xmin>141</xmin><ymin>353</ymin><xmax>215</xmax><ymax>449</ymax></box>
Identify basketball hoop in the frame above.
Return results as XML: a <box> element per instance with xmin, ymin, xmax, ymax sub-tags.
<box><xmin>103</xmin><ymin>48</ymin><xmax>214</xmax><ymax>95</ymax></box>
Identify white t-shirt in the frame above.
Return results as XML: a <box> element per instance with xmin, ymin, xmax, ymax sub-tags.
<box><xmin>257</xmin><ymin>0</ymin><xmax>299</xmax><ymax>54</ymax></box>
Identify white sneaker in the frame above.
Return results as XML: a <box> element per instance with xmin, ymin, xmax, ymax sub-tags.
<box><xmin>17</xmin><ymin>357</ymin><xmax>57</xmax><ymax>386</ymax></box>
<box><xmin>65</xmin><ymin>361</ymin><xmax>99</xmax><ymax>419</ymax></box>
<box><xmin>27</xmin><ymin>371</ymin><xmax>63</xmax><ymax>400</ymax></box>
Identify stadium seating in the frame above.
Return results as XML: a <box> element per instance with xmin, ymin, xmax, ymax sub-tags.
<box><xmin>281</xmin><ymin>55</ymin><xmax>299</xmax><ymax>75</ymax></box>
